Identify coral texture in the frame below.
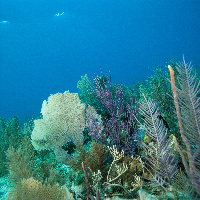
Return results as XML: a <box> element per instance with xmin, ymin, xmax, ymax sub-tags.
<box><xmin>7</xmin><ymin>177</ymin><xmax>72</xmax><ymax>200</ymax></box>
<box><xmin>0</xmin><ymin>116</ymin><xmax>23</xmax><ymax>177</ymax></box>
<box><xmin>31</xmin><ymin>91</ymin><xmax>86</xmax><ymax>163</ymax></box>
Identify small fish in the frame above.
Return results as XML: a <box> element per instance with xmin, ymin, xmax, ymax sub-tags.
<box><xmin>0</xmin><ymin>21</ymin><xmax>9</xmax><ymax>24</ymax></box>
<box><xmin>54</xmin><ymin>12</ymin><xmax>64</xmax><ymax>17</ymax></box>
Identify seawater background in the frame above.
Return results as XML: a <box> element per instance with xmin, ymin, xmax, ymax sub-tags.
<box><xmin>0</xmin><ymin>0</ymin><xmax>200</xmax><ymax>120</ymax></box>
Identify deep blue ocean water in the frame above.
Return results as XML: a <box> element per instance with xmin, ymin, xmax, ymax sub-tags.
<box><xmin>0</xmin><ymin>0</ymin><xmax>200</xmax><ymax>121</ymax></box>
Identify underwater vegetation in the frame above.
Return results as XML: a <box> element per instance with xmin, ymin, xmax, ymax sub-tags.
<box><xmin>0</xmin><ymin>57</ymin><xmax>200</xmax><ymax>200</ymax></box>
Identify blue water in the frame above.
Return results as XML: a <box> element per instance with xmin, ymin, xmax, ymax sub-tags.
<box><xmin>0</xmin><ymin>0</ymin><xmax>200</xmax><ymax>120</ymax></box>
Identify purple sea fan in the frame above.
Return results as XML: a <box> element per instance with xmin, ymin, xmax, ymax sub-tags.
<box><xmin>86</xmin><ymin>105</ymin><xmax>104</xmax><ymax>140</ymax></box>
<box><xmin>86</xmin><ymin>74</ymin><xmax>139</xmax><ymax>156</ymax></box>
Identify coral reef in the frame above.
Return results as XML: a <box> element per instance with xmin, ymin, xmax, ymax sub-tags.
<box><xmin>2</xmin><ymin>57</ymin><xmax>200</xmax><ymax>199</ymax></box>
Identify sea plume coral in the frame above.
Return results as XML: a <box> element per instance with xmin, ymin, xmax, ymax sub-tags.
<box><xmin>138</xmin><ymin>95</ymin><xmax>178</xmax><ymax>194</ymax></box>
<box><xmin>31</xmin><ymin>91</ymin><xmax>86</xmax><ymax>164</ymax></box>
<box><xmin>168</xmin><ymin>58</ymin><xmax>200</xmax><ymax>195</ymax></box>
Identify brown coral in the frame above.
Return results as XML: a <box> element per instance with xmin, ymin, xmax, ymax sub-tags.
<box><xmin>7</xmin><ymin>177</ymin><xmax>72</xmax><ymax>200</ymax></box>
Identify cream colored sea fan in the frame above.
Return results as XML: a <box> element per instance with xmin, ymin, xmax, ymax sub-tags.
<box><xmin>31</xmin><ymin>91</ymin><xmax>86</xmax><ymax>163</ymax></box>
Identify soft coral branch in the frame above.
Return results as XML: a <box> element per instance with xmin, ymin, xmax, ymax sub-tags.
<box><xmin>168</xmin><ymin>58</ymin><xmax>200</xmax><ymax>195</ymax></box>
<box><xmin>87</xmin><ymin>73</ymin><xmax>139</xmax><ymax>155</ymax></box>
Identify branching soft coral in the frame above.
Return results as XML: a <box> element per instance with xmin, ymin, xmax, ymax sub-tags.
<box><xmin>138</xmin><ymin>95</ymin><xmax>178</xmax><ymax>195</ymax></box>
<box><xmin>7</xmin><ymin>177</ymin><xmax>73</xmax><ymax>200</ymax></box>
<box><xmin>168</xmin><ymin>58</ymin><xmax>200</xmax><ymax>195</ymax></box>
<box><xmin>86</xmin><ymin>74</ymin><xmax>139</xmax><ymax>156</ymax></box>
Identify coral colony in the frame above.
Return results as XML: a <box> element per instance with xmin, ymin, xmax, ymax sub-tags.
<box><xmin>1</xmin><ymin>58</ymin><xmax>200</xmax><ymax>199</ymax></box>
